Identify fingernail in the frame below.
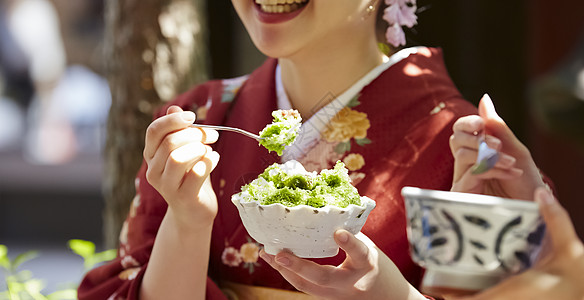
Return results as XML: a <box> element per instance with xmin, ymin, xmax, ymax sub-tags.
<box><xmin>535</xmin><ymin>187</ymin><xmax>555</xmax><ymax>206</ymax></box>
<box><xmin>485</xmin><ymin>136</ymin><xmax>501</xmax><ymax>150</ymax></box>
<box><xmin>337</xmin><ymin>231</ymin><xmax>349</xmax><ymax>244</ymax></box>
<box><xmin>181</xmin><ymin>111</ymin><xmax>196</xmax><ymax>123</ymax></box>
<box><xmin>483</xmin><ymin>93</ymin><xmax>493</xmax><ymax>107</ymax></box>
<box><xmin>511</xmin><ymin>168</ymin><xmax>524</xmax><ymax>176</ymax></box>
<box><xmin>275</xmin><ymin>256</ymin><xmax>290</xmax><ymax>266</ymax></box>
<box><xmin>499</xmin><ymin>154</ymin><xmax>516</xmax><ymax>166</ymax></box>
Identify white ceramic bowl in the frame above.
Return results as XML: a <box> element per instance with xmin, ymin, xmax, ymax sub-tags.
<box><xmin>401</xmin><ymin>187</ymin><xmax>545</xmax><ymax>292</ymax></box>
<box><xmin>231</xmin><ymin>195</ymin><xmax>376</xmax><ymax>258</ymax></box>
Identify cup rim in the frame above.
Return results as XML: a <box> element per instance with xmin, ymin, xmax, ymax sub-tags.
<box><xmin>401</xmin><ymin>187</ymin><xmax>539</xmax><ymax>211</ymax></box>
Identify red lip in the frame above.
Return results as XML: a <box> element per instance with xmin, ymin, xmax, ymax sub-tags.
<box><xmin>253</xmin><ymin>1</ymin><xmax>308</xmax><ymax>24</ymax></box>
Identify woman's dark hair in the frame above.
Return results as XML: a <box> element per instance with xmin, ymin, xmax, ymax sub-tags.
<box><xmin>375</xmin><ymin>2</ymin><xmax>388</xmax><ymax>42</ymax></box>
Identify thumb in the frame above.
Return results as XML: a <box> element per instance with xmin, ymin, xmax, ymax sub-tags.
<box><xmin>167</xmin><ymin>105</ymin><xmax>184</xmax><ymax>115</ymax></box>
<box><xmin>478</xmin><ymin>93</ymin><xmax>504</xmax><ymax>123</ymax></box>
<box><xmin>478</xmin><ymin>94</ymin><xmax>520</xmax><ymax>147</ymax></box>
<box><xmin>335</xmin><ymin>230</ymin><xmax>372</xmax><ymax>269</ymax></box>
<box><xmin>535</xmin><ymin>187</ymin><xmax>578</xmax><ymax>252</ymax></box>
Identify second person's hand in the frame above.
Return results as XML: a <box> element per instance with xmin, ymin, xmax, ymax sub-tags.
<box><xmin>456</xmin><ymin>188</ymin><xmax>584</xmax><ymax>300</ymax></box>
<box><xmin>449</xmin><ymin>94</ymin><xmax>545</xmax><ymax>199</ymax></box>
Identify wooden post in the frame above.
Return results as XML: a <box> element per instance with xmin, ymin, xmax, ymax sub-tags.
<box><xmin>102</xmin><ymin>0</ymin><xmax>208</xmax><ymax>248</ymax></box>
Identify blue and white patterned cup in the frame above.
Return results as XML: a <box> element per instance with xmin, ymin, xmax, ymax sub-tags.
<box><xmin>401</xmin><ymin>187</ymin><xmax>545</xmax><ymax>292</ymax></box>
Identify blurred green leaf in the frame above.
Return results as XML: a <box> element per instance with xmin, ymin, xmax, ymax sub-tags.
<box><xmin>68</xmin><ymin>239</ymin><xmax>116</xmax><ymax>271</ymax></box>
<box><xmin>0</xmin><ymin>245</ymin><xmax>9</xmax><ymax>270</ymax></box>
<box><xmin>6</xmin><ymin>276</ymin><xmax>24</xmax><ymax>300</ymax></box>
<box><xmin>68</xmin><ymin>240</ymin><xmax>95</xmax><ymax>259</ymax></box>
<box><xmin>0</xmin><ymin>240</ymin><xmax>114</xmax><ymax>300</ymax></box>
<box><xmin>47</xmin><ymin>289</ymin><xmax>77</xmax><ymax>300</ymax></box>
<box><xmin>12</xmin><ymin>251</ymin><xmax>39</xmax><ymax>270</ymax></box>
<box><xmin>23</xmin><ymin>279</ymin><xmax>48</xmax><ymax>300</ymax></box>
<box><xmin>0</xmin><ymin>291</ymin><xmax>10</xmax><ymax>300</ymax></box>
<box><xmin>14</xmin><ymin>270</ymin><xmax>33</xmax><ymax>282</ymax></box>
<box><xmin>90</xmin><ymin>249</ymin><xmax>117</xmax><ymax>269</ymax></box>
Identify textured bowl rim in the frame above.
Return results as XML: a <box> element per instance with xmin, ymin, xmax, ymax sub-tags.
<box><xmin>401</xmin><ymin>187</ymin><xmax>539</xmax><ymax>211</ymax></box>
<box><xmin>231</xmin><ymin>194</ymin><xmax>375</xmax><ymax>212</ymax></box>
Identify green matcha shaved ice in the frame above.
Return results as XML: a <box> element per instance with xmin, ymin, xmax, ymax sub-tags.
<box><xmin>237</xmin><ymin>160</ymin><xmax>362</xmax><ymax>208</ymax></box>
<box><xmin>259</xmin><ymin>109</ymin><xmax>302</xmax><ymax>156</ymax></box>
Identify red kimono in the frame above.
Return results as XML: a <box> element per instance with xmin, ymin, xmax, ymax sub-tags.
<box><xmin>78</xmin><ymin>47</ymin><xmax>477</xmax><ymax>299</ymax></box>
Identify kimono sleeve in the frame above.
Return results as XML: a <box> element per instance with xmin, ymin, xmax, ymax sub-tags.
<box><xmin>78</xmin><ymin>81</ymin><xmax>228</xmax><ymax>300</ymax></box>
<box><xmin>77</xmin><ymin>162</ymin><xmax>229</xmax><ymax>300</ymax></box>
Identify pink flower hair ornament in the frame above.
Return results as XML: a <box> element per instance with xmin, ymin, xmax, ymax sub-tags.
<box><xmin>383</xmin><ymin>0</ymin><xmax>418</xmax><ymax>47</ymax></box>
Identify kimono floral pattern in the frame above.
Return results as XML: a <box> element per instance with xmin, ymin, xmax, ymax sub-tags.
<box><xmin>129</xmin><ymin>178</ymin><xmax>141</xmax><ymax>218</ymax></box>
<box><xmin>119</xmin><ymin>177</ymin><xmax>143</xmax><ymax>258</ymax></box>
<box><xmin>193</xmin><ymin>96</ymin><xmax>212</xmax><ymax>121</ymax></box>
<box><xmin>221</xmin><ymin>237</ymin><xmax>261</xmax><ymax>274</ymax></box>
<box><xmin>119</xmin><ymin>268</ymin><xmax>140</xmax><ymax>280</ymax></box>
<box><xmin>121</xmin><ymin>255</ymin><xmax>140</xmax><ymax>269</ymax></box>
<box><xmin>189</xmin><ymin>75</ymin><xmax>248</xmax><ymax>122</ymax></box>
<box><xmin>112</xmin><ymin>176</ymin><xmax>144</xmax><ymax>293</ymax></box>
<box><xmin>240</xmin><ymin>242</ymin><xmax>260</xmax><ymax>264</ymax></box>
<box><xmin>221</xmin><ymin>75</ymin><xmax>249</xmax><ymax>103</ymax></box>
<box><xmin>300</xmin><ymin>95</ymin><xmax>371</xmax><ymax>186</ymax></box>
<box><xmin>107</xmin><ymin>294</ymin><xmax>124</xmax><ymax>300</ymax></box>
<box><xmin>299</xmin><ymin>140</ymin><xmax>343</xmax><ymax>173</ymax></box>
<box><xmin>218</xmin><ymin>178</ymin><xmax>226</xmax><ymax>197</ymax></box>
<box><xmin>221</xmin><ymin>247</ymin><xmax>242</xmax><ymax>267</ymax></box>
<box><xmin>343</xmin><ymin>153</ymin><xmax>365</xmax><ymax>171</ymax></box>
<box><xmin>322</xmin><ymin>107</ymin><xmax>370</xmax><ymax>143</ymax></box>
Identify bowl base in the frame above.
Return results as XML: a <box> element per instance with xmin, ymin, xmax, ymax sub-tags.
<box><xmin>421</xmin><ymin>268</ymin><xmax>503</xmax><ymax>294</ymax></box>
<box><xmin>264</xmin><ymin>245</ymin><xmax>340</xmax><ymax>258</ymax></box>
<box><xmin>421</xmin><ymin>285</ymin><xmax>479</xmax><ymax>298</ymax></box>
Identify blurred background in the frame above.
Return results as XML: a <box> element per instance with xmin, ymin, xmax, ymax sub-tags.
<box><xmin>0</xmin><ymin>0</ymin><xmax>583</xmax><ymax>295</ymax></box>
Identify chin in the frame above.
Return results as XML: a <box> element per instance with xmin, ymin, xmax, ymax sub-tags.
<box><xmin>234</xmin><ymin>0</ymin><xmax>310</xmax><ymax>59</ymax></box>
<box><xmin>249</xmin><ymin>31</ymin><xmax>302</xmax><ymax>59</ymax></box>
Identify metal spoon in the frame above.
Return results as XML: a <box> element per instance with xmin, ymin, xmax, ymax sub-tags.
<box><xmin>191</xmin><ymin>124</ymin><xmax>264</xmax><ymax>141</ymax></box>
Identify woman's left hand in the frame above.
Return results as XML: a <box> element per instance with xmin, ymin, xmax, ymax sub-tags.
<box><xmin>449</xmin><ymin>94</ymin><xmax>545</xmax><ymax>199</ymax></box>
<box><xmin>259</xmin><ymin>230</ymin><xmax>426</xmax><ymax>300</ymax></box>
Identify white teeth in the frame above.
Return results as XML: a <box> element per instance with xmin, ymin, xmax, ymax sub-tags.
<box><xmin>257</xmin><ymin>0</ymin><xmax>305</xmax><ymax>4</ymax></box>
<box><xmin>257</xmin><ymin>0</ymin><xmax>307</xmax><ymax>13</ymax></box>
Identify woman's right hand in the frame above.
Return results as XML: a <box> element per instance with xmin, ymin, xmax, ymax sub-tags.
<box><xmin>143</xmin><ymin>105</ymin><xmax>220</xmax><ymax>230</ymax></box>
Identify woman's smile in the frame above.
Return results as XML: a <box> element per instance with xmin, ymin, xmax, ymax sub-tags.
<box><xmin>254</xmin><ymin>0</ymin><xmax>309</xmax><ymax>14</ymax></box>
<box><xmin>233</xmin><ymin>0</ymin><xmax>380</xmax><ymax>59</ymax></box>
<box><xmin>252</xmin><ymin>0</ymin><xmax>309</xmax><ymax>24</ymax></box>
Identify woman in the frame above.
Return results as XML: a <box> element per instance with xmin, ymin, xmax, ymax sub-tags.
<box><xmin>78</xmin><ymin>1</ymin><xmax>548</xmax><ymax>299</ymax></box>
